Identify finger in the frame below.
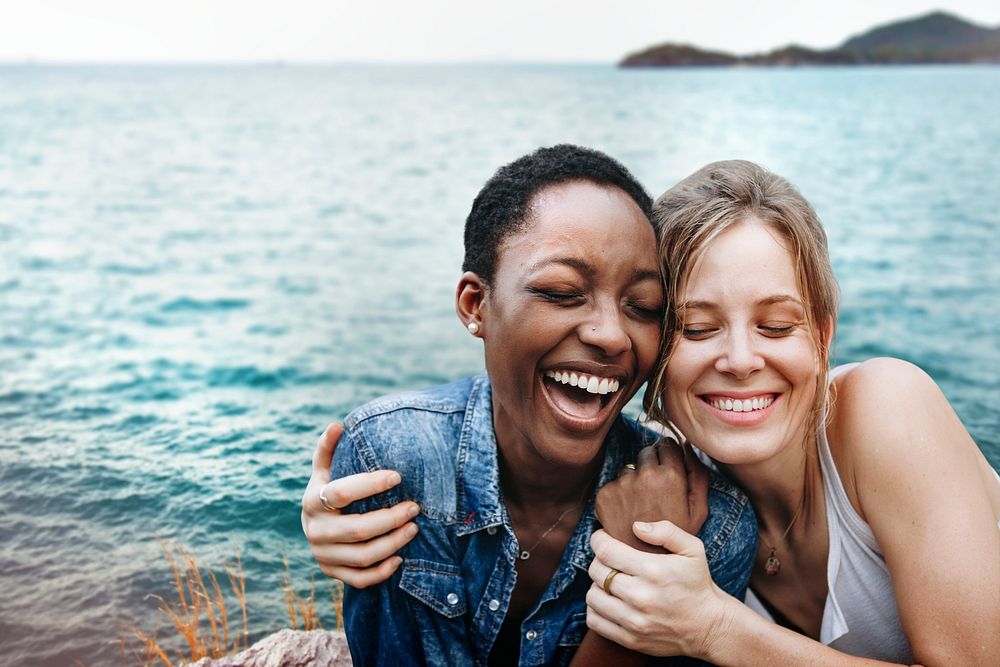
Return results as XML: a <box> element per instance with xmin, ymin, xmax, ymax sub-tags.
<box><xmin>585</xmin><ymin>604</ymin><xmax>637</xmax><ymax>648</ymax></box>
<box><xmin>632</xmin><ymin>520</ymin><xmax>705</xmax><ymax>558</ymax></box>
<box><xmin>316</xmin><ymin>471</ymin><xmax>403</xmax><ymax>512</ymax></box>
<box><xmin>316</xmin><ymin>521</ymin><xmax>419</xmax><ymax>567</ymax></box>
<box><xmin>585</xmin><ymin>579</ymin><xmax>640</xmax><ymax>623</ymax></box>
<box><xmin>321</xmin><ymin>556</ymin><xmax>404</xmax><ymax>589</ymax></box>
<box><xmin>683</xmin><ymin>443</ymin><xmax>710</xmax><ymax>488</ymax></box>
<box><xmin>590</xmin><ymin>528</ymin><xmax>653</xmax><ymax>577</ymax></box>
<box><xmin>316</xmin><ymin>501</ymin><xmax>419</xmax><ymax>542</ymax></box>
<box><xmin>654</xmin><ymin>438</ymin><xmax>684</xmax><ymax>468</ymax></box>
<box><xmin>636</xmin><ymin>444</ymin><xmax>657</xmax><ymax>469</ymax></box>
<box><xmin>683</xmin><ymin>446</ymin><xmax>710</xmax><ymax>523</ymax></box>
<box><xmin>588</xmin><ymin>552</ymin><xmax>626</xmax><ymax>589</ymax></box>
<box><xmin>312</xmin><ymin>422</ymin><xmax>345</xmax><ymax>479</ymax></box>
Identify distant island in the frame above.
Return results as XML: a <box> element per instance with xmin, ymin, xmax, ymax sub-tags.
<box><xmin>620</xmin><ymin>11</ymin><xmax>1000</xmax><ymax>67</ymax></box>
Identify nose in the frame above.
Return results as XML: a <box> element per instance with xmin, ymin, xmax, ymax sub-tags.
<box><xmin>579</xmin><ymin>304</ymin><xmax>632</xmax><ymax>357</ymax></box>
<box><xmin>715</xmin><ymin>328</ymin><xmax>764</xmax><ymax>379</ymax></box>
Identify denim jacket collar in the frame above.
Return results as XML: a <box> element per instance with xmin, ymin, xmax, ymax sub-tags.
<box><xmin>453</xmin><ymin>373</ymin><xmax>644</xmax><ymax>573</ymax></box>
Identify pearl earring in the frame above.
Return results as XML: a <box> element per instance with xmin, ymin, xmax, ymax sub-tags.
<box><xmin>467</xmin><ymin>322</ymin><xmax>479</xmax><ymax>335</ymax></box>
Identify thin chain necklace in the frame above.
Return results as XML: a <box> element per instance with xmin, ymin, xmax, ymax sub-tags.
<box><xmin>518</xmin><ymin>503</ymin><xmax>580</xmax><ymax>561</ymax></box>
<box><xmin>762</xmin><ymin>501</ymin><xmax>804</xmax><ymax>576</ymax></box>
<box><xmin>511</xmin><ymin>471</ymin><xmax>598</xmax><ymax>561</ymax></box>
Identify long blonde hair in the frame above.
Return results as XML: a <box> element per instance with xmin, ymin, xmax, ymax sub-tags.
<box><xmin>644</xmin><ymin>160</ymin><xmax>840</xmax><ymax>449</ymax></box>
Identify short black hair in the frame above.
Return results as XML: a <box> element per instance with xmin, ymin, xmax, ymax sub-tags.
<box><xmin>462</xmin><ymin>144</ymin><xmax>653</xmax><ymax>285</ymax></box>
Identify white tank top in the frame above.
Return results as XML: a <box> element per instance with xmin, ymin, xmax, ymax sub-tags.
<box><xmin>746</xmin><ymin>363</ymin><xmax>1000</xmax><ymax>660</ymax></box>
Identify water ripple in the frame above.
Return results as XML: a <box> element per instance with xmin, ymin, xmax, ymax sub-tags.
<box><xmin>2</xmin><ymin>63</ymin><xmax>998</xmax><ymax>667</ymax></box>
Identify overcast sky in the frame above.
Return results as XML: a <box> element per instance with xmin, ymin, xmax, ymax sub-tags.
<box><xmin>4</xmin><ymin>1</ymin><xmax>1000</xmax><ymax>63</ymax></box>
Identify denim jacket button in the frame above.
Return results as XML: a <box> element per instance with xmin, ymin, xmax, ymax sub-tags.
<box><xmin>525</xmin><ymin>630</ymin><xmax>537</xmax><ymax>641</ymax></box>
<box><xmin>488</xmin><ymin>599</ymin><xmax>500</xmax><ymax>611</ymax></box>
<box><xmin>486</xmin><ymin>526</ymin><xmax>497</xmax><ymax>535</ymax></box>
<box><xmin>446</xmin><ymin>593</ymin><xmax>459</xmax><ymax>606</ymax></box>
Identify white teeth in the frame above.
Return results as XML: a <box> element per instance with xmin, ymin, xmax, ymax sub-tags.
<box><xmin>544</xmin><ymin>370</ymin><xmax>621</xmax><ymax>396</ymax></box>
<box><xmin>709</xmin><ymin>395</ymin><xmax>773</xmax><ymax>412</ymax></box>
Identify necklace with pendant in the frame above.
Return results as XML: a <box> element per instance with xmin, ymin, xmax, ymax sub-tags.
<box><xmin>513</xmin><ymin>472</ymin><xmax>597</xmax><ymax>561</ymax></box>
<box><xmin>762</xmin><ymin>504</ymin><xmax>803</xmax><ymax>576</ymax></box>
<box><xmin>518</xmin><ymin>503</ymin><xmax>579</xmax><ymax>560</ymax></box>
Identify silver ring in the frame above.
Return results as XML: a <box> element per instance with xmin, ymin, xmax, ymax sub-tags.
<box><xmin>319</xmin><ymin>488</ymin><xmax>337</xmax><ymax>512</ymax></box>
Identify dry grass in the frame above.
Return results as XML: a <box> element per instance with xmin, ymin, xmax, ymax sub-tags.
<box><xmin>282</xmin><ymin>554</ymin><xmax>320</xmax><ymax>631</ymax></box>
<box><xmin>121</xmin><ymin>540</ymin><xmax>343</xmax><ymax>667</ymax></box>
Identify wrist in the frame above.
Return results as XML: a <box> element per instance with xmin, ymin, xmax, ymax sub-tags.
<box><xmin>695</xmin><ymin>587</ymin><xmax>744</xmax><ymax>664</ymax></box>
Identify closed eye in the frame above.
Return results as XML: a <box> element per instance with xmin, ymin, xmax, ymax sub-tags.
<box><xmin>681</xmin><ymin>327</ymin><xmax>718</xmax><ymax>340</ymax></box>
<box><xmin>530</xmin><ymin>288</ymin><xmax>584</xmax><ymax>303</ymax></box>
<box><xmin>628</xmin><ymin>302</ymin><xmax>664</xmax><ymax>320</ymax></box>
<box><xmin>759</xmin><ymin>324</ymin><xmax>796</xmax><ymax>336</ymax></box>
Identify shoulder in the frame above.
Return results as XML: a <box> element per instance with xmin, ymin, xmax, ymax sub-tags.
<box><xmin>829</xmin><ymin>358</ymin><xmax>950</xmax><ymax>464</ymax></box>
<box><xmin>827</xmin><ymin>358</ymin><xmax>975</xmax><ymax>519</ymax></box>
<box><xmin>345</xmin><ymin>375</ymin><xmax>478</xmax><ymax>426</ymax></box>
<box><xmin>833</xmin><ymin>357</ymin><xmax>938</xmax><ymax>404</ymax></box>
<box><xmin>334</xmin><ymin>376</ymin><xmax>481</xmax><ymax>505</ymax></box>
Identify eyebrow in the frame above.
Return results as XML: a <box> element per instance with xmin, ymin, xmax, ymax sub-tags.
<box><xmin>529</xmin><ymin>257</ymin><xmax>660</xmax><ymax>283</ymax></box>
<box><xmin>680</xmin><ymin>294</ymin><xmax>804</xmax><ymax>311</ymax></box>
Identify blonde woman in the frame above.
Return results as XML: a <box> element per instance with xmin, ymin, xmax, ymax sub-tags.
<box><xmin>586</xmin><ymin>160</ymin><xmax>1000</xmax><ymax>665</ymax></box>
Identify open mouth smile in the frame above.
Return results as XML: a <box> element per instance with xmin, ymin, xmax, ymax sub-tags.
<box><xmin>541</xmin><ymin>369</ymin><xmax>624</xmax><ymax>429</ymax></box>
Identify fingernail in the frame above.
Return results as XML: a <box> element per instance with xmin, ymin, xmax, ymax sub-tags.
<box><xmin>634</xmin><ymin>521</ymin><xmax>651</xmax><ymax>533</ymax></box>
<box><xmin>388</xmin><ymin>472</ymin><xmax>401</xmax><ymax>486</ymax></box>
<box><xmin>407</xmin><ymin>503</ymin><xmax>420</xmax><ymax>518</ymax></box>
<box><xmin>405</xmin><ymin>524</ymin><xmax>419</xmax><ymax>538</ymax></box>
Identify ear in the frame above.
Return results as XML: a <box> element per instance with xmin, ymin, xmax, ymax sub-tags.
<box><xmin>456</xmin><ymin>271</ymin><xmax>487</xmax><ymax>334</ymax></box>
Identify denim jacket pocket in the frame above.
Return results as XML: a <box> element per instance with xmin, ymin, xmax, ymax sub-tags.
<box><xmin>556</xmin><ymin>611</ymin><xmax>588</xmax><ymax>647</ymax></box>
<box><xmin>400</xmin><ymin>558</ymin><xmax>468</xmax><ymax>619</ymax></box>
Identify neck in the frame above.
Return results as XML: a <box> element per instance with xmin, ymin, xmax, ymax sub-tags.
<box><xmin>495</xmin><ymin>438</ymin><xmax>603</xmax><ymax>510</ymax></box>
<box><xmin>716</xmin><ymin>435</ymin><xmax>822</xmax><ymax>542</ymax></box>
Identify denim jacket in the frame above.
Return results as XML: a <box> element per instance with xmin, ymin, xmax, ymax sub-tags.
<box><xmin>332</xmin><ymin>374</ymin><xmax>757</xmax><ymax>667</ymax></box>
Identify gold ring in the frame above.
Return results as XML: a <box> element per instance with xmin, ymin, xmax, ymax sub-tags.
<box><xmin>319</xmin><ymin>488</ymin><xmax>337</xmax><ymax>512</ymax></box>
<box><xmin>624</xmin><ymin>463</ymin><xmax>637</xmax><ymax>470</ymax></box>
<box><xmin>602</xmin><ymin>568</ymin><xmax>622</xmax><ymax>596</ymax></box>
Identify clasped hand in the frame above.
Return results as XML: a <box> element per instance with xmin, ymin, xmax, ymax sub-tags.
<box><xmin>587</xmin><ymin>441</ymin><xmax>732</xmax><ymax>658</ymax></box>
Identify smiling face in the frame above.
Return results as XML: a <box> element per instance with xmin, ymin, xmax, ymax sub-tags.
<box><xmin>468</xmin><ymin>180</ymin><xmax>662</xmax><ymax>469</ymax></box>
<box><xmin>664</xmin><ymin>219</ymin><xmax>821</xmax><ymax>466</ymax></box>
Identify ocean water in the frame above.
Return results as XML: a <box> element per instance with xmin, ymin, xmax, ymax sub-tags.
<box><xmin>1</xmin><ymin>64</ymin><xmax>998</xmax><ymax>666</ymax></box>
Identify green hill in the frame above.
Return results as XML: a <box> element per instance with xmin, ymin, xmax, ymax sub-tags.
<box><xmin>620</xmin><ymin>11</ymin><xmax>1000</xmax><ymax>67</ymax></box>
<box><xmin>840</xmin><ymin>11</ymin><xmax>1000</xmax><ymax>63</ymax></box>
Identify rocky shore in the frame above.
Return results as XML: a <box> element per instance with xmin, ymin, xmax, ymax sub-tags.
<box><xmin>187</xmin><ymin>630</ymin><xmax>352</xmax><ymax>667</ymax></box>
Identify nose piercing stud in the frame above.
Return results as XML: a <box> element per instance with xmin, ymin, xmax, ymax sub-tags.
<box><xmin>591</xmin><ymin>327</ymin><xmax>596</xmax><ymax>331</ymax></box>
<box><xmin>467</xmin><ymin>322</ymin><xmax>479</xmax><ymax>335</ymax></box>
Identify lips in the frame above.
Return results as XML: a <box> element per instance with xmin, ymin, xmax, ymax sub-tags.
<box><xmin>540</xmin><ymin>367</ymin><xmax>626</xmax><ymax>429</ymax></box>
<box><xmin>699</xmin><ymin>392</ymin><xmax>781</xmax><ymax>425</ymax></box>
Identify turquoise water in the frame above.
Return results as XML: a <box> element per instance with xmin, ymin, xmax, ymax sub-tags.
<box><xmin>1</xmin><ymin>64</ymin><xmax>998</xmax><ymax>666</ymax></box>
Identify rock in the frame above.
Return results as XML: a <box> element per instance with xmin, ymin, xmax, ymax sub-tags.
<box><xmin>186</xmin><ymin>629</ymin><xmax>352</xmax><ymax>667</ymax></box>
